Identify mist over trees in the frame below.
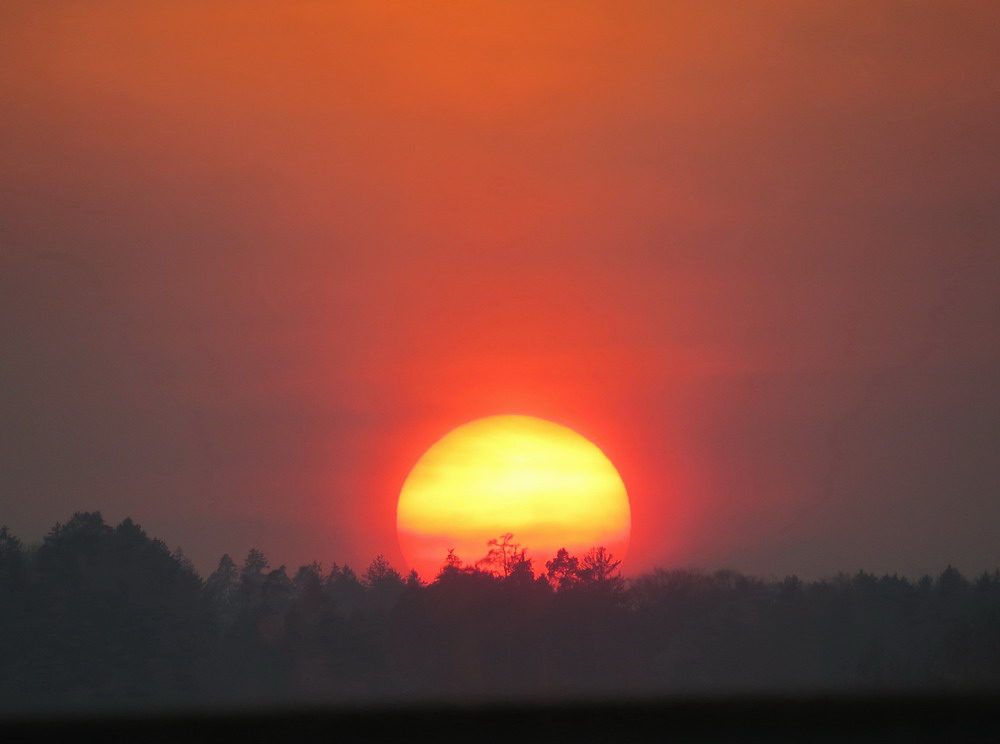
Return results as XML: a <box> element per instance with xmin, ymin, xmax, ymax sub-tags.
<box><xmin>1</xmin><ymin>513</ymin><xmax>999</xmax><ymax>713</ymax></box>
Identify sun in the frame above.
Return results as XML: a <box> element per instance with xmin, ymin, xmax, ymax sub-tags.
<box><xmin>397</xmin><ymin>415</ymin><xmax>631</xmax><ymax>580</ymax></box>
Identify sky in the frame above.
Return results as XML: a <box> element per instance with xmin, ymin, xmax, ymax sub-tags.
<box><xmin>2</xmin><ymin>0</ymin><xmax>999</xmax><ymax>580</ymax></box>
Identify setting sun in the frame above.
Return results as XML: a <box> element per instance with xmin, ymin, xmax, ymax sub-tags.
<box><xmin>397</xmin><ymin>415</ymin><xmax>631</xmax><ymax>580</ymax></box>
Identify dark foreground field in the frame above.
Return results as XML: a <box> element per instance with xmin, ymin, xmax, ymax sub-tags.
<box><xmin>3</xmin><ymin>696</ymin><xmax>998</xmax><ymax>744</ymax></box>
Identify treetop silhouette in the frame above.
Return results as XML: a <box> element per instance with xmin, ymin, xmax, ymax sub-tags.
<box><xmin>2</xmin><ymin>513</ymin><xmax>999</xmax><ymax>711</ymax></box>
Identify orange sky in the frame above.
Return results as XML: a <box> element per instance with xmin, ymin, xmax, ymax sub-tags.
<box><xmin>2</xmin><ymin>1</ymin><xmax>999</xmax><ymax>578</ymax></box>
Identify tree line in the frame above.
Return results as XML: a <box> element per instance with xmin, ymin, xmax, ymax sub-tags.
<box><xmin>1</xmin><ymin>513</ymin><xmax>999</xmax><ymax>712</ymax></box>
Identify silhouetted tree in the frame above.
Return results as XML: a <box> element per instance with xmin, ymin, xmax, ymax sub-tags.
<box><xmin>405</xmin><ymin>569</ymin><xmax>424</xmax><ymax>588</ymax></box>
<box><xmin>326</xmin><ymin>563</ymin><xmax>364</xmax><ymax>616</ymax></box>
<box><xmin>293</xmin><ymin>562</ymin><xmax>325</xmax><ymax>600</ymax></box>
<box><xmin>35</xmin><ymin>511</ymin><xmax>114</xmax><ymax>580</ymax></box>
<box><xmin>27</xmin><ymin>513</ymin><xmax>205</xmax><ymax>706</ymax></box>
<box><xmin>546</xmin><ymin>548</ymin><xmax>580</xmax><ymax>591</ymax></box>
<box><xmin>0</xmin><ymin>525</ymin><xmax>26</xmax><ymax>594</ymax></box>
<box><xmin>437</xmin><ymin>548</ymin><xmax>464</xmax><ymax>580</ymax></box>
<box><xmin>365</xmin><ymin>555</ymin><xmax>405</xmax><ymax>611</ymax></box>
<box><xmin>243</xmin><ymin>548</ymin><xmax>269</xmax><ymax>576</ymax></box>
<box><xmin>937</xmin><ymin>565</ymin><xmax>970</xmax><ymax>598</ymax></box>
<box><xmin>288</xmin><ymin>562</ymin><xmax>330</xmax><ymax>636</ymax></box>
<box><xmin>263</xmin><ymin>565</ymin><xmax>294</xmax><ymax>615</ymax></box>
<box><xmin>476</xmin><ymin>533</ymin><xmax>526</xmax><ymax>578</ymax></box>
<box><xmin>205</xmin><ymin>554</ymin><xmax>240</xmax><ymax>631</ymax></box>
<box><xmin>238</xmin><ymin>548</ymin><xmax>270</xmax><ymax>614</ymax></box>
<box><xmin>975</xmin><ymin>569</ymin><xmax>1000</xmax><ymax>593</ymax></box>
<box><xmin>365</xmin><ymin>554</ymin><xmax>403</xmax><ymax>587</ymax></box>
<box><xmin>505</xmin><ymin>553</ymin><xmax>536</xmax><ymax>588</ymax></box>
<box><xmin>172</xmin><ymin>546</ymin><xmax>196</xmax><ymax>574</ymax></box>
<box><xmin>578</xmin><ymin>547</ymin><xmax>622</xmax><ymax>587</ymax></box>
<box><xmin>0</xmin><ymin>526</ymin><xmax>28</xmax><ymax>699</ymax></box>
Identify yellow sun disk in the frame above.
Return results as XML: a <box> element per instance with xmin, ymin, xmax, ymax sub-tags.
<box><xmin>397</xmin><ymin>416</ymin><xmax>631</xmax><ymax>577</ymax></box>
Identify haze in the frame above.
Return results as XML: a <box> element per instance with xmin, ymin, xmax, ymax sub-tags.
<box><xmin>1</xmin><ymin>1</ymin><xmax>998</xmax><ymax>579</ymax></box>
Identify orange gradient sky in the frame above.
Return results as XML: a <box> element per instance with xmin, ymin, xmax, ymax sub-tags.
<box><xmin>1</xmin><ymin>1</ymin><xmax>999</xmax><ymax>578</ymax></box>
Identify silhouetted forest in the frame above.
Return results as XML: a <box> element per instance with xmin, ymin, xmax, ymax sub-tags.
<box><xmin>1</xmin><ymin>513</ymin><xmax>999</xmax><ymax>713</ymax></box>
